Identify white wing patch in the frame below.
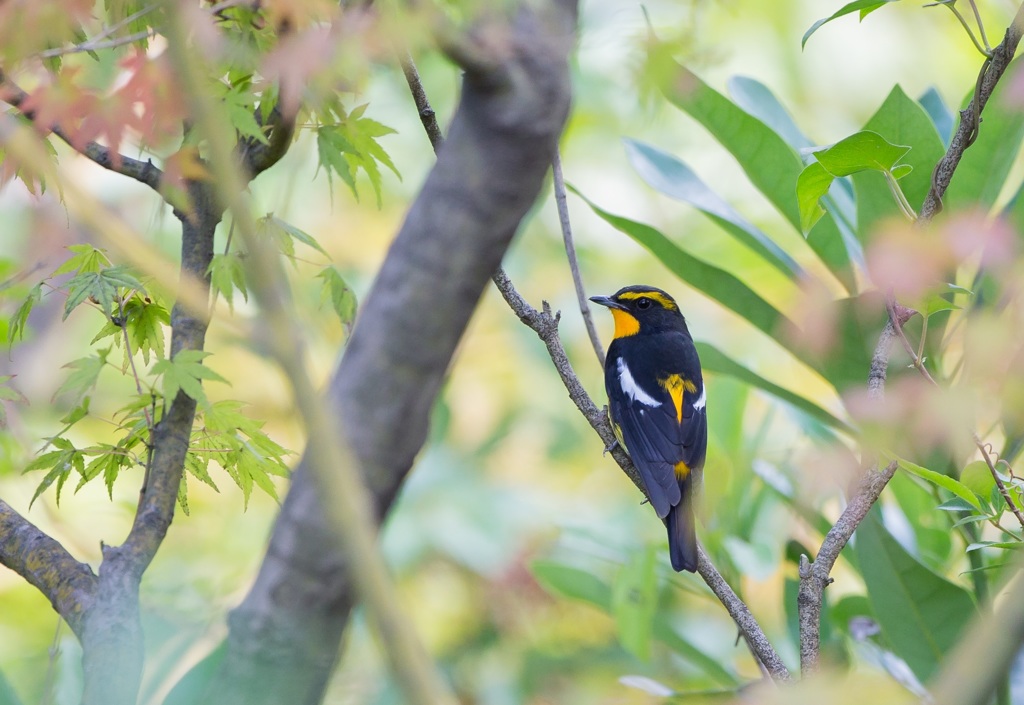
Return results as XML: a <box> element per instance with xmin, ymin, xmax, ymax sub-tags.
<box><xmin>692</xmin><ymin>386</ymin><xmax>707</xmax><ymax>411</ymax></box>
<box><xmin>616</xmin><ymin>357</ymin><xmax>659</xmax><ymax>407</ymax></box>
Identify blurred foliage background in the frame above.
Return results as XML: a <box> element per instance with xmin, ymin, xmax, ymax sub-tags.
<box><xmin>2</xmin><ymin>0</ymin><xmax>1023</xmax><ymax>703</ymax></box>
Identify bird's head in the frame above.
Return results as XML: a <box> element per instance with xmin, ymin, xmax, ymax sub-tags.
<box><xmin>590</xmin><ymin>285</ymin><xmax>687</xmax><ymax>339</ymax></box>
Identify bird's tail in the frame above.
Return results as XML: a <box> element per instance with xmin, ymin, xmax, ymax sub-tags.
<box><xmin>667</xmin><ymin>476</ymin><xmax>697</xmax><ymax>573</ymax></box>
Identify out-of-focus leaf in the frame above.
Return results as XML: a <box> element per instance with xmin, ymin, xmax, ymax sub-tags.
<box><xmin>895</xmin><ymin>456</ymin><xmax>984</xmax><ymax>511</ymax></box>
<box><xmin>728</xmin><ymin>76</ymin><xmax>812</xmax><ymax>150</ymax></box>
<box><xmin>0</xmin><ymin>667</ymin><xmax>23</xmax><ymax>705</ymax></box>
<box><xmin>651</xmin><ymin>54</ymin><xmax>857</xmax><ymax>289</ymax></box>
<box><xmin>654</xmin><ymin>59</ymin><xmax>802</xmax><ymax>229</ymax></box>
<box><xmin>851</xmin><ymin>86</ymin><xmax>945</xmax><ymax>238</ymax></box>
<box><xmin>946</xmin><ymin>58</ymin><xmax>1024</xmax><ymax>211</ymax></box>
<box><xmin>802</xmin><ymin>0</ymin><xmax>901</xmax><ymax>48</ymax></box>
<box><xmin>967</xmin><ymin>541</ymin><xmax>1023</xmax><ymax>552</ymax></box>
<box><xmin>622</xmin><ymin>138</ymin><xmax>803</xmax><ymax>279</ymax></box>
<box><xmin>856</xmin><ymin>508</ymin><xmax>976</xmax><ymax>682</ymax></box>
<box><xmin>959</xmin><ymin>460</ymin><xmax>996</xmax><ymax>500</ymax></box>
<box><xmin>54</xmin><ymin>350</ymin><xmax>110</xmax><ymax>403</ymax></box>
<box><xmin>696</xmin><ymin>342</ymin><xmax>851</xmax><ymax>433</ymax></box>
<box><xmin>317</xmin><ymin>266</ymin><xmax>357</xmax><ymax>333</ymax></box>
<box><xmin>612</xmin><ymin>545</ymin><xmax>657</xmax><ymax>660</ymax></box>
<box><xmin>918</xmin><ymin>87</ymin><xmax>953</xmax><ymax>146</ymax></box>
<box><xmin>531</xmin><ymin>561</ymin><xmax>610</xmax><ymax>607</ymax></box>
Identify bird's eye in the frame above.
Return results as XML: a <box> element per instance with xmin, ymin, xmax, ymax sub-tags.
<box><xmin>636</xmin><ymin>297</ymin><xmax>652</xmax><ymax>310</ymax></box>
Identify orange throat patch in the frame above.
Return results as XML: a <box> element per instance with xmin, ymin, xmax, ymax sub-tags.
<box><xmin>610</xmin><ymin>308</ymin><xmax>640</xmax><ymax>338</ymax></box>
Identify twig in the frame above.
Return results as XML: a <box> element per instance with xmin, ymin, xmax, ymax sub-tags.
<box><xmin>696</xmin><ymin>546</ymin><xmax>792</xmax><ymax>682</ymax></box>
<box><xmin>399</xmin><ymin>52</ymin><xmax>444</xmax><ymax>154</ymax></box>
<box><xmin>0</xmin><ymin>69</ymin><xmax>163</xmax><ymax>192</ymax></box>
<box><xmin>552</xmin><ymin>150</ymin><xmax>604</xmax><ymax>366</ymax></box>
<box><xmin>38</xmin><ymin>29</ymin><xmax>155</xmax><ymax>59</ymax></box>
<box><xmin>976</xmin><ymin>436</ymin><xmax>1024</xmax><ymax>530</ymax></box>
<box><xmin>920</xmin><ymin>1</ymin><xmax>1024</xmax><ymax>221</ymax></box>
<box><xmin>797</xmin><ymin>311</ymin><xmax>908</xmax><ymax>676</ymax></box>
<box><xmin>491</xmin><ymin>268</ymin><xmax>792</xmax><ymax>683</ymax></box>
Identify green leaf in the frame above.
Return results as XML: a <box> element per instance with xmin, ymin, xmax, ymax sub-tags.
<box><xmin>8</xmin><ymin>283</ymin><xmax>41</xmax><ymax>344</ymax></box>
<box><xmin>654</xmin><ymin>59</ymin><xmax>803</xmax><ymax>230</ymax></box>
<box><xmin>651</xmin><ymin>54</ymin><xmax>856</xmax><ymax>289</ymax></box>
<box><xmin>531</xmin><ymin>561</ymin><xmax>611</xmax><ymax>607</ymax></box>
<box><xmin>25</xmin><ymin>437</ymin><xmax>84</xmax><ymax>507</ymax></box>
<box><xmin>51</xmin><ymin>244</ymin><xmax>109</xmax><ymax>276</ymax></box>
<box><xmin>967</xmin><ymin>541</ymin><xmax>1023</xmax><ymax>552</ymax></box>
<box><xmin>856</xmin><ymin>508</ymin><xmax>975</xmax><ymax>682</ymax></box>
<box><xmin>812</xmin><ymin>131</ymin><xmax>910</xmax><ymax>177</ymax></box>
<box><xmin>960</xmin><ymin>460</ymin><xmax>997</xmax><ymax>500</ymax></box>
<box><xmin>918</xmin><ymin>87</ymin><xmax>954</xmax><ymax>146</ymax></box>
<box><xmin>895</xmin><ymin>455</ymin><xmax>983</xmax><ymax>511</ymax></box>
<box><xmin>696</xmin><ymin>343</ymin><xmax>852</xmax><ymax>433</ymax></box>
<box><xmin>802</xmin><ymin>0</ymin><xmax>900</xmax><ymax>48</ymax></box>
<box><xmin>316</xmin><ymin>127</ymin><xmax>357</xmax><ymax>198</ymax></box>
<box><xmin>126</xmin><ymin>297</ymin><xmax>169</xmax><ymax>364</ymax></box>
<box><xmin>622</xmin><ymin>138</ymin><xmax>803</xmax><ymax>279</ymax></box>
<box><xmin>221</xmin><ymin>84</ymin><xmax>269</xmax><ymax>145</ymax></box>
<box><xmin>209</xmin><ymin>253</ymin><xmax>248</xmax><ymax>309</ymax></box>
<box><xmin>151</xmin><ymin>350</ymin><xmax>227</xmax><ymax>407</ymax></box>
<box><xmin>62</xmin><ymin>266</ymin><xmax>145</xmax><ymax>320</ymax></box>
<box><xmin>0</xmin><ymin>376</ymin><xmax>26</xmax><ymax>428</ymax></box>
<box><xmin>611</xmin><ymin>545</ymin><xmax>657</xmax><ymax>660</ymax></box>
<box><xmin>796</xmin><ymin>162</ymin><xmax>834</xmax><ymax>234</ymax></box>
<box><xmin>315</xmin><ymin>109</ymin><xmax>400</xmax><ymax>208</ymax></box>
<box><xmin>317</xmin><ymin>266</ymin><xmax>357</xmax><ymax>332</ymax></box>
<box><xmin>727</xmin><ymin>76</ymin><xmax>812</xmax><ymax>150</ymax></box>
<box><xmin>54</xmin><ymin>350</ymin><xmax>110</xmax><ymax>403</ymax></box>
<box><xmin>256</xmin><ymin>214</ymin><xmax>329</xmax><ymax>260</ymax></box>
<box><xmin>851</xmin><ymin>86</ymin><xmax>945</xmax><ymax>239</ymax></box>
<box><xmin>162</xmin><ymin>643</ymin><xmax>227</xmax><ymax>705</ymax></box>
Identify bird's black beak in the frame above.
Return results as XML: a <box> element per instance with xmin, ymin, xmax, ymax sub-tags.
<box><xmin>589</xmin><ymin>295</ymin><xmax>625</xmax><ymax>310</ymax></box>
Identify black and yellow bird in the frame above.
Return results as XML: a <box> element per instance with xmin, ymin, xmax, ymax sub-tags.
<box><xmin>590</xmin><ymin>285</ymin><xmax>707</xmax><ymax>572</ymax></box>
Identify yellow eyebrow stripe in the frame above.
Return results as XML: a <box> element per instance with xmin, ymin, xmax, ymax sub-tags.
<box><xmin>617</xmin><ymin>290</ymin><xmax>678</xmax><ymax>311</ymax></box>
<box><xmin>659</xmin><ymin>374</ymin><xmax>697</xmax><ymax>423</ymax></box>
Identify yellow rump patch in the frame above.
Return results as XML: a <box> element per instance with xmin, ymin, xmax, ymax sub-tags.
<box><xmin>674</xmin><ymin>460</ymin><xmax>690</xmax><ymax>478</ymax></box>
<box><xmin>617</xmin><ymin>290</ymin><xmax>678</xmax><ymax>311</ymax></box>
<box><xmin>610</xmin><ymin>308</ymin><xmax>640</xmax><ymax>338</ymax></box>
<box><xmin>659</xmin><ymin>374</ymin><xmax>697</xmax><ymax>423</ymax></box>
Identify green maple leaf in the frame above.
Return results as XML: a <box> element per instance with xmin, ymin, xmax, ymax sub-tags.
<box><xmin>151</xmin><ymin>350</ymin><xmax>228</xmax><ymax>407</ymax></box>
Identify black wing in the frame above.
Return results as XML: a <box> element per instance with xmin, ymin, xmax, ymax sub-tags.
<box><xmin>606</xmin><ymin>335</ymin><xmax>707</xmax><ymax>519</ymax></box>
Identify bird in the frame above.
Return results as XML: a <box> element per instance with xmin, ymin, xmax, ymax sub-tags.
<box><xmin>589</xmin><ymin>285</ymin><xmax>707</xmax><ymax>572</ymax></box>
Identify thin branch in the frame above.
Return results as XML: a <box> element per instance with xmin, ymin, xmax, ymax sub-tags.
<box><xmin>797</xmin><ymin>309</ymin><xmax>910</xmax><ymax>676</ymax></box>
<box><xmin>399</xmin><ymin>52</ymin><xmax>444</xmax><ymax>154</ymax></box>
<box><xmin>976</xmin><ymin>436</ymin><xmax>1024</xmax><ymax>530</ymax></box>
<box><xmin>920</xmin><ymin>2</ymin><xmax>1024</xmax><ymax>221</ymax></box>
<box><xmin>0</xmin><ymin>69</ymin><xmax>163</xmax><ymax>192</ymax></box>
<box><xmin>38</xmin><ymin>29</ymin><xmax>155</xmax><ymax>59</ymax></box>
<box><xmin>490</xmin><ymin>269</ymin><xmax>792</xmax><ymax>683</ymax></box>
<box><xmin>0</xmin><ymin>499</ymin><xmax>97</xmax><ymax>638</ymax></box>
<box><xmin>552</xmin><ymin>150</ymin><xmax>604</xmax><ymax>366</ymax></box>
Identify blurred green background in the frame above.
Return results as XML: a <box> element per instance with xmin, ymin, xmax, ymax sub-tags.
<box><xmin>0</xmin><ymin>0</ymin><xmax>1013</xmax><ymax>703</ymax></box>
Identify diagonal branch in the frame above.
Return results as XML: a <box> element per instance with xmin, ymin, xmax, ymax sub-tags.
<box><xmin>919</xmin><ymin>2</ymin><xmax>1024</xmax><ymax>221</ymax></box>
<box><xmin>0</xmin><ymin>69</ymin><xmax>163</xmax><ymax>192</ymax></box>
<box><xmin>490</xmin><ymin>269</ymin><xmax>792</xmax><ymax>683</ymax></box>
<box><xmin>0</xmin><ymin>499</ymin><xmax>97</xmax><ymax>638</ymax></box>
<box><xmin>797</xmin><ymin>310</ymin><xmax>911</xmax><ymax>676</ymax></box>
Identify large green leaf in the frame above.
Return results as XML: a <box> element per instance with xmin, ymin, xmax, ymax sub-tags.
<box><xmin>655</xmin><ymin>61</ymin><xmax>802</xmax><ymax>229</ymax></box>
<box><xmin>623</xmin><ymin>138</ymin><xmax>802</xmax><ymax>279</ymax></box>
<box><xmin>855</xmin><ymin>508</ymin><xmax>976</xmax><ymax>682</ymax></box>
<box><xmin>728</xmin><ymin>76</ymin><xmax>812</xmax><ymax>150</ymax></box>
<box><xmin>696</xmin><ymin>342</ymin><xmax>852</xmax><ymax>434</ymax></box>
<box><xmin>851</xmin><ymin>86</ymin><xmax>946</xmax><ymax>237</ymax></box>
<box><xmin>612</xmin><ymin>546</ymin><xmax>658</xmax><ymax>660</ymax></box>
<box><xmin>946</xmin><ymin>57</ymin><xmax>1024</xmax><ymax>212</ymax></box>
<box><xmin>653</xmin><ymin>56</ymin><xmax>856</xmax><ymax>290</ymax></box>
